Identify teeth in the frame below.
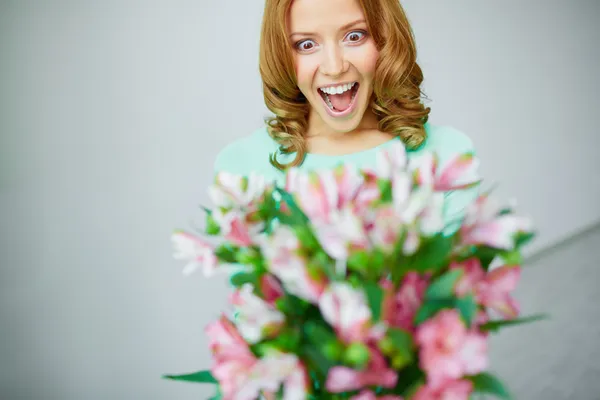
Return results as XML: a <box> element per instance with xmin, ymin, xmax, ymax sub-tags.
<box><xmin>325</xmin><ymin>95</ymin><xmax>333</xmax><ymax>109</ymax></box>
<box><xmin>319</xmin><ymin>82</ymin><xmax>356</xmax><ymax>95</ymax></box>
<box><xmin>321</xmin><ymin>82</ymin><xmax>358</xmax><ymax>112</ymax></box>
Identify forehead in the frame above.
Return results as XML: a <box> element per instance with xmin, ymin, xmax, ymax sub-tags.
<box><xmin>288</xmin><ymin>0</ymin><xmax>365</xmax><ymax>32</ymax></box>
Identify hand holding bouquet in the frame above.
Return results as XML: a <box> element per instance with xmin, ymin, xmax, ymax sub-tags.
<box><xmin>166</xmin><ymin>142</ymin><xmax>543</xmax><ymax>400</ymax></box>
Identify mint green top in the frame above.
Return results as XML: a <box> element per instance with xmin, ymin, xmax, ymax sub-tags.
<box><xmin>213</xmin><ymin>123</ymin><xmax>480</xmax><ymax>234</ymax></box>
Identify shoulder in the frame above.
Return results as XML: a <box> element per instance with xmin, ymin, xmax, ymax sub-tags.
<box><xmin>212</xmin><ymin>126</ymin><xmax>280</xmax><ymax>176</ymax></box>
<box><xmin>420</xmin><ymin>123</ymin><xmax>476</xmax><ymax>162</ymax></box>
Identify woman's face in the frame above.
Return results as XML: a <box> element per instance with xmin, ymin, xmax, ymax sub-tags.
<box><xmin>287</xmin><ymin>0</ymin><xmax>379</xmax><ymax>134</ymax></box>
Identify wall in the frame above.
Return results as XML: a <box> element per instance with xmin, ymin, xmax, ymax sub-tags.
<box><xmin>1</xmin><ymin>1</ymin><xmax>598</xmax><ymax>399</ymax></box>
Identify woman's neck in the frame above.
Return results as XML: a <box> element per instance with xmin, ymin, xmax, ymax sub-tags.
<box><xmin>305</xmin><ymin>108</ymin><xmax>394</xmax><ymax>155</ymax></box>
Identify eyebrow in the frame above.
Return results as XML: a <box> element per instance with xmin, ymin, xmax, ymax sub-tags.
<box><xmin>289</xmin><ymin>19</ymin><xmax>367</xmax><ymax>37</ymax></box>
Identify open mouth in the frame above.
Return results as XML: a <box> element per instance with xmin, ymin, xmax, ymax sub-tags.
<box><xmin>318</xmin><ymin>82</ymin><xmax>359</xmax><ymax>114</ymax></box>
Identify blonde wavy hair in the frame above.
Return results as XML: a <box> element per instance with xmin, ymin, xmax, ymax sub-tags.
<box><xmin>259</xmin><ymin>0</ymin><xmax>431</xmax><ymax>170</ymax></box>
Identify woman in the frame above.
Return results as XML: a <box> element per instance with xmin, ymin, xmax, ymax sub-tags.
<box><xmin>214</xmin><ymin>0</ymin><xmax>480</xmax><ymax>232</ymax></box>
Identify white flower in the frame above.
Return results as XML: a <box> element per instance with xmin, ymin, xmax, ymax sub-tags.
<box><xmin>319</xmin><ymin>282</ymin><xmax>372</xmax><ymax>343</ymax></box>
<box><xmin>312</xmin><ymin>206</ymin><xmax>370</xmax><ymax>260</ymax></box>
<box><xmin>418</xmin><ymin>192</ymin><xmax>446</xmax><ymax>236</ymax></box>
<box><xmin>230</xmin><ymin>284</ymin><xmax>285</xmax><ymax>344</ymax></box>
<box><xmin>260</xmin><ymin>226</ymin><xmax>325</xmax><ymax>303</ymax></box>
<box><xmin>171</xmin><ymin>231</ymin><xmax>217</xmax><ymax>276</ymax></box>
<box><xmin>375</xmin><ymin>141</ymin><xmax>408</xmax><ymax>179</ymax></box>
<box><xmin>208</xmin><ymin>171</ymin><xmax>267</xmax><ymax>209</ymax></box>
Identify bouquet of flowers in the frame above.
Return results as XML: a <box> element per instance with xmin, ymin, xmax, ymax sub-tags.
<box><xmin>166</xmin><ymin>142</ymin><xmax>543</xmax><ymax>400</ymax></box>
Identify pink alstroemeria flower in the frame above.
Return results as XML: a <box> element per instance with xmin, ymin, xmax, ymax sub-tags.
<box><xmin>409</xmin><ymin>151</ymin><xmax>479</xmax><ymax>192</ymax></box>
<box><xmin>230</xmin><ymin>283</ymin><xmax>285</xmax><ymax>344</ymax></box>
<box><xmin>451</xmin><ymin>258</ymin><xmax>521</xmax><ymax>319</ymax></box>
<box><xmin>206</xmin><ymin>317</ymin><xmax>307</xmax><ymax>400</ymax></box>
<box><xmin>354</xmin><ymin>170</ymin><xmax>382</xmax><ymax>211</ymax></box>
<box><xmin>373</xmin><ymin>140</ymin><xmax>408</xmax><ymax>179</ymax></box>
<box><xmin>211</xmin><ymin>209</ymin><xmax>262</xmax><ymax>247</ymax></box>
<box><xmin>205</xmin><ymin>316</ymin><xmax>259</xmax><ymax>400</ymax></box>
<box><xmin>367</xmin><ymin>206</ymin><xmax>404</xmax><ymax>253</ymax></box>
<box><xmin>480</xmin><ymin>265</ymin><xmax>521</xmax><ymax>318</ymax></box>
<box><xmin>208</xmin><ymin>171</ymin><xmax>268</xmax><ymax>210</ymax></box>
<box><xmin>259</xmin><ymin>273</ymin><xmax>284</xmax><ymax>305</ymax></box>
<box><xmin>409</xmin><ymin>152</ymin><xmax>437</xmax><ymax>189</ymax></box>
<box><xmin>460</xmin><ymin>193</ymin><xmax>532</xmax><ymax>250</ymax></box>
<box><xmin>279</xmin><ymin>360</ymin><xmax>311</xmax><ymax>400</ymax></box>
<box><xmin>319</xmin><ymin>282</ymin><xmax>373</xmax><ymax>343</ymax></box>
<box><xmin>417</xmin><ymin>192</ymin><xmax>446</xmax><ymax>236</ymax></box>
<box><xmin>312</xmin><ymin>205</ymin><xmax>371</xmax><ymax>260</ymax></box>
<box><xmin>326</xmin><ymin>346</ymin><xmax>398</xmax><ymax>393</ymax></box>
<box><xmin>285</xmin><ymin>166</ymin><xmax>372</xmax><ymax>260</ymax></box>
<box><xmin>389</xmin><ymin>171</ymin><xmax>443</xmax><ymax>235</ymax></box>
<box><xmin>435</xmin><ymin>152</ymin><xmax>480</xmax><ymax>191</ymax></box>
<box><xmin>350</xmin><ymin>390</ymin><xmax>403</xmax><ymax>400</ymax></box>
<box><xmin>284</xmin><ymin>164</ymin><xmax>364</xmax><ymax>223</ymax></box>
<box><xmin>171</xmin><ymin>230</ymin><xmax>218</xmax><ymax>276</ymax></box>
<box><xmin>382</xmin><ymin>272</ymin><xmax>429</xmax><ymax>333</ymax></box>
<box><xmin>260</xmin><ymin>225</ymin><xmax>326</xmax><ymax>304</ymax></box>
<box><xmin>253</xmin><ymin>352</ymin><xmax>310</xmax><ymax>400</ymax></box>
<box><xmin>415</xmin><ymin>309</ymin><xmax>488</xmax><ymax>388</ymax></box>
<box><xmin>412</xmin><ymin>379</ymin><xmax>473</xmax><ymax>400</ymax></box>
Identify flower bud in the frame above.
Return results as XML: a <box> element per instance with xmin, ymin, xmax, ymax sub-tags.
<box><xmin>323</xmin><ymin>340</ymin><xmax>344</xmax><ymax>361</ymax></box>
<box><xmin>343</xmin><ymin>342</ymin><xmax>370</xmax><ymax>369</ymax></box>
<box><xmin>391</xmin><ymin>352</ymin><xmax>410</xmax><ymax>370</ymax></box>
<box><xmin>378</xmin><ymin>336</ymin><xmax>395</xmax><ymax>355</ymax></box>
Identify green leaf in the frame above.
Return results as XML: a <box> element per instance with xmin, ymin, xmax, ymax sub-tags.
<box><xmin>274</xmin><ymin>187</ymin><xmax>309</xmax><ymax>225</ymax></box>
<box><xmin>401</xmin><ymin>379</ymin><xmax>425</xmax><ymax>399</ymax></box>
<box><xmin>368</xmin><ymin>249</ymin><xmax>386</xmax><ymax>279</ymax></box>
<box><xmin>515</xmin><ymin>231</ymin><xmax>536</xmax><ymax>248</ymax></box>
<box><xmin>364</xmin><ymin>282</ymin><xmax>384</xmax><ymax>321</ymax></box>
<box><xmin>499</xmin><ymin>249</ymin><xmax>523</xmax><ymax>266</ymax></box>
<box><xmin>200</xmin><ymin>205</ymin><xmax>212</xmax><ymax>216</ymax></box>
<box><xmin>347</xmin><ymin>250</ymin><xmax>370</xmax><ymax>273</ymax></box>
<box><xmin>386</xmin><ymin>328</ymin><xmax>414</xmax><ymax>369</ymax></box>
<box><xmin>162</xmin><ymin>369</ymin><xmax>217</xmax><ymax>384</ymax></box>
<box><xmin>412</xmin><ymin>234</ymin><xmax>454</xmax><ymax>274</ymax></box>
<box><xmin>295</xmin><ymin>226</ymin><xmax>320</xmax><ymax>249</ymax></box>
<box><xmin>304</xmin><ymin>321</ymin><xmax>336</xmax><ymax>345</ymax></box>
<box><xmin>214</xmin><ymin>244</ymin><xmax>238</xmax><ymax>263</ymax></box>
<box><xmin>229</xmin><ymin>271</ymin><xmax>258</xmax><ymax>287</ymax></box>
<box><xmin>275</xmin><ymin>294</ymin><xmax>310</xmax><ymax>317</ymax></box>
<box><xmin>468</xmin><ymin>372</ymin><xmax>512</xmax><ymax>399</ymax></box>
<box><xmin>308</xmin><ymin>252</ymin><xmax>336</xmax><ymax>281</ymax></box>
<box><xmin>473</xmin><ymin>246</ymin><xmax>499</xmax><ymax>271</ymax></box>
<box><xmin>455</xmin><ymin>294</ymin><xmax>478</xmax><ymax>327</ymax></box>
<box><xmin>425</xmin><ymin>269</ymin><xmax>463</xmax><ymax>299</ymax></box>
<box><xmin>414</xmin><ymin>298</ymin><xmax>455</xmax><ymax>325</ymax></box>
<box><xmin>377</xmin><ymin>180</ymin><xmax>393</xmax><ymax>203</ymax></box>
<box><xmin>301</xmin><ymin>344</ymin><xmax>334</xmax><ymax>378</ymax></box>
<box><xmin>480</xmin><ymin>314</ymin><xmax>548</xmax><ymax>333</ymax></box>
<box><xmin>392</xmin><ymin>364</ymin><xmax>425</xmax><ymax>396</ymax></box>
<box><xmin>205</xmin><ymin>214</ymin><xmax>221</xmax><ymax>235</ymax></box>
<box><xmin>208</xmin><ymin>386</ymin><xmax>222</xmax><ymax>400</ymax></box>
<box><xmin>387</xmin><ymin>328</ymin><xmax>413</xmax><ymax>353</ymax></box>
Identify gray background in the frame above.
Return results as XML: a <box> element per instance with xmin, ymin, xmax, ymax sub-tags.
<box><xmin>1</xmin><ymin>1</ymin><xmax>599</xmax><ymax>399</ymax></box>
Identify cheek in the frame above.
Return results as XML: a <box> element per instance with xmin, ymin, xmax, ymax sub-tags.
<box><xmin>294</xmin><ymin>56</ymin><xmax>319</xmax><ymax>93</ymax></box>
<box><xmin>352</xmin><ymin>44</ymin><xmax>379</xmax><ymax>79</ymax></box>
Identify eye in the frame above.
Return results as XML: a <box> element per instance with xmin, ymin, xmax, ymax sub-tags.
<box><xmin>295</xmin><ymin>39</ymin><xmax>317</xmax><ymax>52</ymax></box>
<box><xmin>345</xmin><ymin>30</ymin><xmax>367</xmax><ymax>43</ymax></box>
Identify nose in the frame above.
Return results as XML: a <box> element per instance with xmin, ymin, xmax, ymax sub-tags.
<box><xmin>319</xmin><ymin>44</ymin><xmax>348</xmax><ymax>77</ymax></box>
